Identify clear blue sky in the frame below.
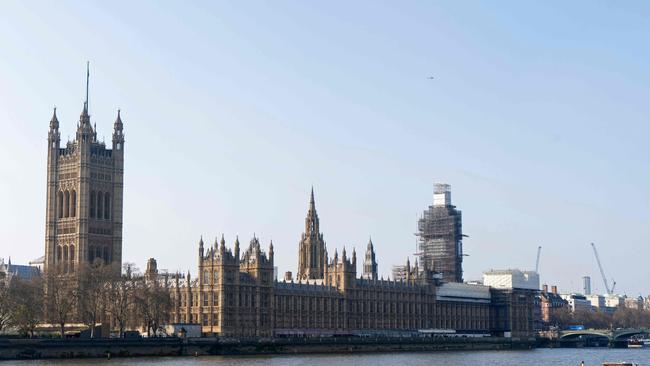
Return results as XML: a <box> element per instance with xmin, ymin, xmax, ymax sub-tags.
<box><xmin>0</xmin><ymin>1</ymin><xmax>648</xmax><ymax>296</ymax></box>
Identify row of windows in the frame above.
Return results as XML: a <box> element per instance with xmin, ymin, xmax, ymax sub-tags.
<box><xmin>90</xmin><ymin>191</ymin><xmax>111</xmax><ymax>220</ymax></box>
<box><xmin>55</xmin><ymin>244</ymin><xmax>76</xmax><ymax>273</ymax></box>
<box><xmin>57</xmin><ymin>190</ymin><xmax>112</xmax><ymax>220</ymax></box>
<box><xmin>57</xmin><ymin>190</ymin><xmax>77</xmax><ymax>218</ymax></box>
<box><xmin>89</xmin><ymin>245</ymin><xmax>112</xmax><ymax>264</ymax></box>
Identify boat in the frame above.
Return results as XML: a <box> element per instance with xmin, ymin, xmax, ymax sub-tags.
<box><xmin>627</xmin><ymin>335</ymin><xmax>650</xmax><ymax>348</ymax></box>
<box><xmin>602</xmin><ymin>363</ymin><xmax>637</xmax><ymax>366</ymax></box>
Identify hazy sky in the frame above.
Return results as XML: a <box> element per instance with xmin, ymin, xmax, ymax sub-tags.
<box><xmin>0</xmin><ymin>1</ymin><xmax>648</xmax><ymax>296</ymax></box>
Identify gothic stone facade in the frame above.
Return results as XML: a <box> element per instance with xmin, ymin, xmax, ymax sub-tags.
<box><xmin>44</xmin><ymin>99</ymin><xmax>124</xmax><ymax>276</ymax></box>
<box><xmin>171</xmin><ymin>191</ymin><xmax>535</xmax><ymax>339</ymax></box>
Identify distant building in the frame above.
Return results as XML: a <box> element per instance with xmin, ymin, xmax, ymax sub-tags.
<box><xmin>417</xmin><ymin>184</ymin><xmax>463</xmax><ymax>283</ymax></box>
<box><xmin>582</xmin><ymin>276</ymin><xmax>591</xmax><ymax>296</ymax></box>
<box><xmin>605</xmin><ymin>295</ymin><xmax>624</xmax><ymax>308</ymax></box>
<box><xmin>586</xmin><ymin>294</ymin><xmax>606</xmax><ymax>310</ymax></box>
<box><xmin>0</xmin><ymin>258</ymin><xmax>40</xmax><ymax>286</ymax></box>
<box><xmin>625</xmin><ymin>296</ymin><xmax>644</xmax><ymax>310</ymax></box>
<box><xmin>482</xmin><ymin>269</ymin><xmax>539</xmax><ymax>290</ymax></box>
<box><xmin>560</xmin><ymin>293</ymin><xmax>592</xmax><ymax>313</ymax></box>
<box><xmin>538</xmin><ymin>285</ymin><xmax>567</xmax><ymax>327</ymax></box>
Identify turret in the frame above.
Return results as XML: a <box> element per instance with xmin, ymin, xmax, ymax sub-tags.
<box><xmin>49</xmin><ymin>107</ymin><xmax>59</xmax><ymax>134</ymax></box>
<box><xmin>198</xmin><ymin>236</ymin><xmax>204</xmax><ymax>258</ymax></box>
<box><xmin>219</xmin><ymin>234</ymin><xmax>226</xmax><ymax>254</ymax></box>
<box><xmin>112</xmin><ymin>109</ymin><xmax>125</xmax><ymax>152</ymax></box>
<box><xmin>234</xmin><ymin>235</ymin><xmax>240</xmax><ymax>259</ymax></box>
<box><xmin>362</xmin><ymin>237</ymin><xmax>378</xmax><ymax>280</ymax></box>
<box><xmin>269</xmin><ymin>240</ymin><xmax>274</xmax><ymax>261</ymax></box>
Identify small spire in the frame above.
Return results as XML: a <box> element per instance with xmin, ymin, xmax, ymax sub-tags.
<box><xmin>309</xmin><ymin>186</ymin><xmax>316</xmax><ymax>213</ymax></box>
<box><xmin>85</xmin><ymin>61</ymin><xmax>90</xmax><ymax>112</ymax></box>
<box><xmin>49</xmin><ymin>107</ymin><xmax>59</xmax><ymax>131</ymax></box>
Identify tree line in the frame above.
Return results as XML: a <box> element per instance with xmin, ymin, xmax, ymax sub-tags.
<box><xmin>0</xmin><ymin>261</ymin><xmax>172</xmax><ymax>338</ymax></box>
<box><xmin>550</xmin><ymin>306</ymin><xmax>650</xmax><ymax>330</ymax></box>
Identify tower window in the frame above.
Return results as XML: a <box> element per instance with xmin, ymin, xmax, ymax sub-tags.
<box><xmin>57</xmin><ymin>191</ymin><xmax>63</xmax><ymax>218</ymax></box>
<box><xmin>97</xmin><ymin>192</ymin><xmax>103</xmax><ymax>220</ymax></box>
<box><xmin>90</xmin><ymin>191</ymin><xmax>96</xmax><ymax>218</ymax></box>
<box><xmin>71</xmin><ymin>190</ymin><xmax>77</xmax><ymax>217</ymax></box>
<box><xmin>104</xmin><ymin>193</ymin><xmax>111</xmax><ymax>220</ymax></box>
<box><xmin>64</xmin><ymin>191</ymin><xmax>70</xmax><ymax>218</ymax></box>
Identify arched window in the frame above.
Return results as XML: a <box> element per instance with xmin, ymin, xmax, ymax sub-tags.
<box><xmin>71</xmin><ymin>190</ymin><xmax>77</xmax><ymax>217</ymax></box>
<box><xmin>63</xmin><ymin>245</ymin><xmax>69</xmax><ymax>261</ymax></box>
<box><xmin>90</xmin><ymin>191</ymin><xmax>96</xmax><ymax>218</ymax></box>
<box><xmin>56</xmin><ymin>245</ymin><xmax>62</xmax><ymax>262</ymax></box>
<box><xmin>57</xmin><ymin>191</ymin><xmax>63</xmax><ymax>218</ymax></box>
<box><xmin>95</xmin><ymin>247</ymin><xmax>102</xmax><ymax>263</ymax></box>
<box><xmin>89</xmin><ymin>246</ymin><xmax>95</xmax><ymax>262</ymax></box>
<box><xmin>69</xmin><ymin>245</ymin><xmax>75</xmax><ymax>272</ymax></box>
<box><xmin>104</xmin><ymin>193</ymin><xmax>111</xmax><ymax>220</ymax></box>
<box><xmin>97</xmin><ymin>192</ymin><xmax>103</xmax><ymax>220</ymax></box>
<box><xmin>64</xmin><ymin>191</ymin><xmax>70</xmax><ymax>218</ymax></box>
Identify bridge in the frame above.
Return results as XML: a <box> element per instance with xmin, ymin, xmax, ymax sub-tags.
<box><xmin>558</xmin><ymin>328</ymin><xmax>650</xmax><ymax>345</ymax></box>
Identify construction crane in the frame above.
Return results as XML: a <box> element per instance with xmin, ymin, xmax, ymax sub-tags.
<box><xmin>535</xmin><ymin>246</ymin><xmax>542</xmax><ymax>273</ymax></box>
<box><xmin>591</xmin><ymin>242</ymin><xmax>615</xmax><ymax>295</ymax></box>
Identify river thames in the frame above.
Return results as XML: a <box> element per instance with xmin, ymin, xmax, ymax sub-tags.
<box><xmin>3</xmin><ymin>349</ymin><xmax>650</xmax><ymax>366</ymax></box>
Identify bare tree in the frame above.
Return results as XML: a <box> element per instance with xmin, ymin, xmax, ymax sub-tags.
<box><xmin>79</xmin><ymin>260</ymin><xmax>111</xmax><ymax>338</ymax></box>
<box><xmin>9</xmin><ymin>277</ymin><xmax>44</xmax><ymax>338</ymax></box>
<box><xmin>45</xmin><ymin>266</ymin><xmax>78</xmax><ymax>338</ymax></box>
<box><xmin>104</xmin><ymin>265</ymin><xmax>137</xmax><ymax>338</ymax></box>
<box><xmin>0</xmin><ymin>282</ymin><xmax>12</xmax><ymax>332</ymax></box>
<box><xmin>134</xmin><ymin>276</ymin><xmax>171</xmax><ymax>337</ymax></box>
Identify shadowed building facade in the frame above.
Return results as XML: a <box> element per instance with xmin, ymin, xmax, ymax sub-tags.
<box><xmin>170</xmin><ymin>189</ymin><xmax>535</xmax><ymax>339</ymax></box>
<box><xmin>44</xmin><ymin>69</ymin><xmax>125</xmax><ymax>276</ymax></box>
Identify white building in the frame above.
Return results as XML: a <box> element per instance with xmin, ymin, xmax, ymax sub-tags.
<box><xmin>605</xmin><ymin>295</ymin><xmax>624</xmax><ymax>308</ymax></box>
<box><xmin>560</xmin><ymin>294</ymin><xmax>593</xmax><ymax>313</ymax></box>
<box><xmin>482</xmin><ymin>269</ymin><xmax>539</xmax><ymax>290</ymax></box>
<box><xmin>586</xmin><ymin>294</ymin><xmax>606</xmax><ymax>310</ymax></box>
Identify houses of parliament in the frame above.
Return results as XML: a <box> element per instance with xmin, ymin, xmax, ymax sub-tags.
<box><xmin>169</xmin><ymin>189</ymin><xmax>536</xmax><ymax>339</ymax></box>
<box><xmin>40</xmin><ymin>69</ymin><xmax>534</xmax><ymax>340</ymax></box>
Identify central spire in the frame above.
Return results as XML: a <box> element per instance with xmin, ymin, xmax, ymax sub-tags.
<box><xmin>77</xmin><ymin>62</ymin><xmax>95</xmax><ymax>142</ymax></box>
<box><xmin>297</xmin><ymin>187</ymin><xmax>327</xmax><ymax>281</ymax></box>
<box><xmin>84</xmin><ymin>61</ymin><xmax>90</xmax><ymax>113</ymax></box>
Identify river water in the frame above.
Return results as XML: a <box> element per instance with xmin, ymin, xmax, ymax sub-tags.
<box><xmin>4</xmin><ymin>348</ymin><xmax>650</xmax><ymax>366</ymax></box>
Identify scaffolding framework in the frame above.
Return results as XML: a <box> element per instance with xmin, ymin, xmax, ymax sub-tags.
<box><xmin>417</xmin><ymin>184</ymin><xmax>463</xmax><ymax>283</ymax></box>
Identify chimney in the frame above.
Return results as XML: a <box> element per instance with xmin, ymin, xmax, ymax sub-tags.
<box><xmin>542</xmin><ymin>284</ymin><xmax>548</xmax><ymax>293</ymax></box>
<box><xmin>551</xmin><ymin>285</ymin><xmax>558</xmax><ymax>294</ymax></box>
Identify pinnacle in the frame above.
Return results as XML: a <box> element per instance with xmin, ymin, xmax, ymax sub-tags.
<box><xmin>115</xmin><ymin>109</ymin><xmax>123</xmax><ymax>125</ymax></box>
<box><xmin>51</xmin><ymin>107</ymin><xmax>58</xmax><ymax>122</ymax></box>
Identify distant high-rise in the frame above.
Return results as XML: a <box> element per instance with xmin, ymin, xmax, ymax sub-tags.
<box><xmin>44</xmin><ymin>66</ymin><xmax>125</xmax><ymax>276</ymax></box>
<box><xmin>582</xmin><ymin>276</ymin><xmax>592</xmax><ymax>295</ymax></box>
<box><xmin>417</xmin><ymin>183</ymin><xmax>463</xmax><ymax>283</ymax></box>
